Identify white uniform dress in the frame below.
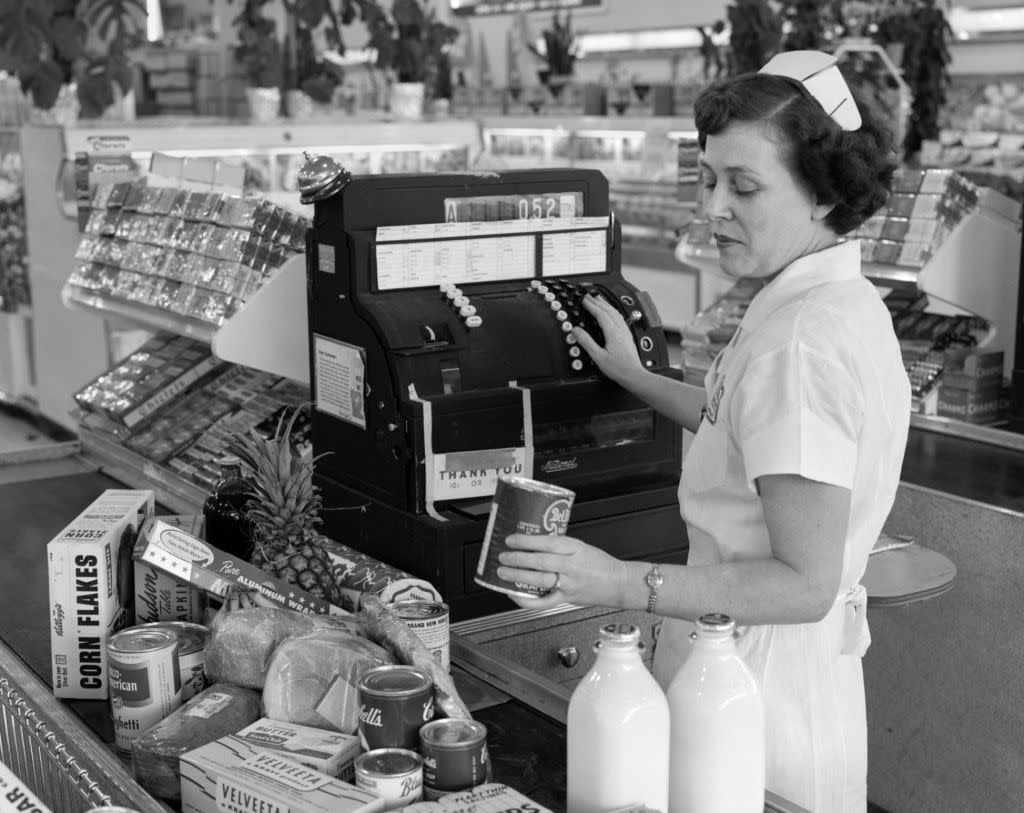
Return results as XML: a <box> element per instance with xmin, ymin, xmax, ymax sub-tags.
<box><xmin>653</xmin><ymin>241</ymin><xmax>910</xmax><ymax>812</ymax></box>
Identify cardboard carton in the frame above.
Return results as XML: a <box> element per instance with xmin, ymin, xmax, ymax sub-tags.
<box><xmin>234</xmin><ymin>719</ymin><xmax>360</xmax><ymax>781</ymax></box>
<box><xmin>47</xmin><ymin>490</ymin><xmax>154</xmax><ymax>699</ymax></box>
<box><xmin>180</xmin><ymin>737</ymin><xmax>384</xmax><ymax>813</ymax></box>
<box><xmin>133</xmin><ymin>514</ymin><xmax>208</xmax><ymax>624</ymax></box>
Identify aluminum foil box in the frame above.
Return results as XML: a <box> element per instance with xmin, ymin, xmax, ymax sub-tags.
<box><xmin>47</xmin><ymin>489</ymin><xmax>155</xmax><ymax>699</ymax></box>
<box><xmin>180</xmin><ymin>737</ymin><xmax>385</xmax><ymax>813</ymax></box>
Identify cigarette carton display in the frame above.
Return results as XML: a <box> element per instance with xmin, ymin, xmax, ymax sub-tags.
<box><xmin>47</xmin><ymin>489</ymin><xmax>155</xmax><ymax>699</ymax></box>
<box><xmin>134</xmin><ymin>517</ymin><xmax>345</xmax><ymax>615</ymax></box>
<box><xmin>180</xmin><ymin>737</ymin><xmax>384</xmax><ymax>813</ymax></box>
<box><xmin>133</xmin><ymin>515</ymin><xmax>208</xmax><ymax>624</ymax></box>
<box><xmin>234</xmin><ymin>718</ymin><xmax>361</xmax><ymax>781</ymax></box>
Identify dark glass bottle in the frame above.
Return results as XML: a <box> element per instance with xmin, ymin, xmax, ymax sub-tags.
<box><xmin>203</xmin><ymin>457</ymin><xmax>254</xmax><ymax>561</ymax></box>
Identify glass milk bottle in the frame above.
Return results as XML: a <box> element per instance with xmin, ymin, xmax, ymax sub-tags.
<box><xmin>567</xmin><ymin>623</ymin><xmax>669</xmax><ymax>813</ymax></box>
<box><xmin>667</xmin><ymin>613</ymin><xmax>765</xmax><ymax>813</ymax></box>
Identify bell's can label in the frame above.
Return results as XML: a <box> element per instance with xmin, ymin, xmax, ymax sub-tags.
<box><xmin>475</xmin><ymin>476</ymin><xmax>575</xmax><ymax>598</ymax></box>
<box><xmin>354</xmin><ymin>748</ymin><xmax>423</xmax><ymax>807</ymax></box>
<box><xmin>107</xmin><ymin>627</ymin><xmax>182</xmax><ymax>753</ymax></box>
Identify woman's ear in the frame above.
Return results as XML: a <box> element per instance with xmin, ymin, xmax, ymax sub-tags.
<box><xmin>811</xmin><ymin>200</ymin><xmax>836</xmax><ymax>222</ymax></box>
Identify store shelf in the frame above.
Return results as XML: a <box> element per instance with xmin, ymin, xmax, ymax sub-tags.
<box><xmin>910</xmin><ymin>412</ymin><xmax>1024</xmax><ymax>452</ymax></box>
<box><xmin>62</xmin><ymin>286</ymin><xmax>217</xmax><ymax>343</ymax></box>
<box><xmin>78</xmin><ymin>425</ymin><xmax>205</xmax><ymax>513</ymax></box>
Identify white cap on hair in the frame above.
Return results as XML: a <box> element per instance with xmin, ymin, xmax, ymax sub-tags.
<box><xmin>759</xmin><ymin>50</ymin><xmax>862</xmax><ymax>131</ymax></box>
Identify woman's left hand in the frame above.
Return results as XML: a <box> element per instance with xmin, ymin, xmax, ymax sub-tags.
<box><xmin>496</xmin><ymin>534</ymin><xmax>627</xmax><ymax>610</ymax></box>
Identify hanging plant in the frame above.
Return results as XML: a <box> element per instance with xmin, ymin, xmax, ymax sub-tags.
<box><xmin>79</xmin><ymin>0</ymin><xmax>146</xmax><ymax>48</ymax></box>
<box><xmin>0</xmin><ymin>0</ymin><xmax>57</xmax><ymax>75</ymax></box>
<box><xmin>901</xmin><ymin>0</ymin><xmax>951</xmax><ymax>159</ymax></box>
<box><xmin>727</xmin><ymin>0</ymin><xmax>783</xmax><ymax>75</ymax></box>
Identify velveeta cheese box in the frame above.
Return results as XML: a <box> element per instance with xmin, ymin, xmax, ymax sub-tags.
<box><xmin>47</xmin><ymin>489</ymin><xmax>155</xmax><ymax>699</ymax></box>
<box><xmin>235</xmin><ymin>718</ymin><xmax>361</xmax><ymax>781</ymax></box>
<box><xmin>133</xmin><ymin>514</ymin><xmax>207</xmax><ymax>624</ymax></box>
<box><xmin>180</xmin><ymin>736</ymin><xmax>386</xmax><ymax>813</ymax></box>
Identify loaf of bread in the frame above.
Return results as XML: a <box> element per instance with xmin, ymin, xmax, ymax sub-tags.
<box><xmin>131</xmin><ymin>682</ymin><xmax>261</xmax><ymax>800</ymax></box>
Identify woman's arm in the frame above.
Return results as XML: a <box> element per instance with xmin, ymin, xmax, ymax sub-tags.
<box><xmin>575</xmin><ymin>294</ymin><xmax>707</xmax><ymax>433</ymax></box>
<box><xmin>497</xmin><ymin>473</ymin><xmax>850</xmax><ymax>626</ymax></box>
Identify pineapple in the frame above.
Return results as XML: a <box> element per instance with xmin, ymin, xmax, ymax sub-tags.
<box><xmin>224</xmin><ymin>406</ymin><xmax>342</xmax><ymax>606</ymax></box>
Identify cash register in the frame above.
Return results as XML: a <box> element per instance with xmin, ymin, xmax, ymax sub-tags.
<box><xmin>302</xmin><ymin>164</ymin><xmax>687</xmax><ymax>618</ymax></box>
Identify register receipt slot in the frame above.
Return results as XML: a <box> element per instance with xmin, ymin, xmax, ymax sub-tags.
<box><xmin>307</xmin><ymin>169</ymin><xmax>686</xmax><ymax>617</ymax></box>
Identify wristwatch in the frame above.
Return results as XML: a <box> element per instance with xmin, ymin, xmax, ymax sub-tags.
<box><xmin>645</xmin><ymin>564</ymin><xmax>664</xmax><ymax>614</ymax></box>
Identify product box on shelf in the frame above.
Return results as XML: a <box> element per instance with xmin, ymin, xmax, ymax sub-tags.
<box><xmin>942</xmin><ymin>349</ymin><xmax>1004</xmax><ymax>391</ymax></box>
<box><xmin>133</xmin><ymin>514</ymin><xmax>208</xmax><ymax>624</ymax></box>
<box><xmin>936</xmin><ymin>384</ymin><xmax>1008</xmax><ymax>424</ymax></box>
<box><xmin>180</xmin><ymin>737</ymin><xmax>384</xmax><ymax>813</ymax></box>
<box><xmin>234</xmin><ymin>718</ymin><xmax>361</xmax><ymax>781</ymax></box>
<box><xmin>134</xmin><ymin>517</ymin><xmax>345</xmax><ymax>615</ymax></box>
<box><xmin>47</xmin><ymin>489</ymin><xmax>155</xmax><ymax>699</ymax></box>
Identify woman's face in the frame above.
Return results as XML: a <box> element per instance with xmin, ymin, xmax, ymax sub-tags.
<box><xmin>699</xmin><ymin>120</ymin><xmax>833</xmax><ymax>280</ymax></box>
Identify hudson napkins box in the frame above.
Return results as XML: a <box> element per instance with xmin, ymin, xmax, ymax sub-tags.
<box><xmin>47</xmin><ymin>489</ymin><xmax>154</xmax><ymax>699</ymax></box>
<box><xmin>135</xmin><ymin>517</ymin><xmax>345</xmax><ymax>615</ymax></box>
<box><xmin>180</xmin><ymin>737</ymin><xmax>385</xmax><ymax>813</ymax></box>
<box><xmin>133</xmin><ymin>514</ymin><xmax>207</xmax><ymax>624</ymax></box>
<box><xmin>234</xmin><ymin>719</ymin><xmax>360</xmax><ymax>781</ymax></box>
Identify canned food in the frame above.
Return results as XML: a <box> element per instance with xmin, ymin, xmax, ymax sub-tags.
<box><xmin>107</xmin><ymin>627</ymin><xmax>182</xmax><ymax>753</ymax></box>
<box><xmin>134</xmin><ymin>621</ymin><xmax>211</xmax><ymax>700</ymax></box>
<box><xmin>393</xmin><ymin>600</ymin><xmax>450</xmax><ymax>673</ymax></box>
<box><xmin>419</xmin><ymin>719</ymin><xmax>490</xmax><ymax>799</ymax></box>
<box><xmin>354</xmin><ymin>748</ymin><xmax>423</xmax><ymax>809</ymax></box>
<box><xmin>357</xmin><ymin>665</ymin><xmax>434</xmax><ymax>751</ymax></box>
<box><xmin>475</xmin><ymin>475</ymin><xmax>575</xmax><ymax>597</ymax></box>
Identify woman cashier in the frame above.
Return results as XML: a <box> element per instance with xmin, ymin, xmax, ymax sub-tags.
<box><xmin>496</xmin><ymin>52</ymin><xmax>911</xmax><ymax>811</ymax></box>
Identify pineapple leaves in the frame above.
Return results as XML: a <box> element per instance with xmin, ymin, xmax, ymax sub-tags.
<box><xmin>79</xmin><ymin>0</ymin><xmax>147</xmax><ymax>48</ymax></box>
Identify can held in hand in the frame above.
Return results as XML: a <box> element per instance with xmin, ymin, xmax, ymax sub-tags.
<box><xmin>354</xmin><ymin>748</ymin><xmax>423</xmax><ymax>809</ymax></box>
<box><xmin>134</xmin><ymin>621</ymin><xmax>211</xmax><ymax>701</ymax></box>
<box><xmin>107</xmin><ymin>627</ymin><xmax>182</xmax><ymax>753</ymax></box>
<box><xmin>357</xmin><ymin>665</ymin><xmax>434</xmax><ymax>751</ymax></box>
<box><xmin>475</xmin><ymin>475</ymin><xmax>575</xmax><ymax>598</ymax></box>
<box><xmin>419</xmin><ymin>719</ymin><xmax>490</xmax><ymax>799</ymax></box>
<box><xmin>393</xmin><ymin>600</ymin><xmax>450</xmax><ymax>673</ymax></box>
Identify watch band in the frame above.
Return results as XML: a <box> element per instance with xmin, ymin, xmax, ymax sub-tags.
<box><xmin>645</xmin><ymin>564</ymin><xmax>664</xmax><ymax>614</ymax></box>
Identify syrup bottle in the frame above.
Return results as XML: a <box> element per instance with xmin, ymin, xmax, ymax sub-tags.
<box><xmin>667</xmin><ymin>613</ymin><xmax>765</xmax><ymax>813</ymax></box>
<box><xmin>202</xmin><ymin>456</ymin><xmax>254</xmax><ymax>560</ymax></box>
<box><xmin>566</xmin><ymin>623</ymin><xmax>669</xmax><ymax>813</ymax></box>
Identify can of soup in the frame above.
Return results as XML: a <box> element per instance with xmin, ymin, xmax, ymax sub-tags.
<box><xmin>357</xmin><ymin>665</ymin><xmax>434</xmax><ymax>751</ymax></box>
<box><xmin>474</xmin><ymin>475</ymin><xmax>575</xmax><ymax>598</ymax></box>
<box><xmin>419</xmin><ymin>719</ymin><xmax>490</xmax><ymax>799</ymax></box>
<box><xmin>354</xmin><ymin>748</ymin><xmax>423</xmax><ymax>809</ymax></box>
<box><xmin>107</xmin><ymin>627</ymin><xmax>182</xmax><ymax>753</ymax></box>
<box><xmin>134</xmin><ymin>621</ymin><xmax>211</xmax><ymax>700</ymax></box>
<box><xmin>393</xmin><ymin>600</ymin><xmax>450</xmax><ymax>673</ymax></box>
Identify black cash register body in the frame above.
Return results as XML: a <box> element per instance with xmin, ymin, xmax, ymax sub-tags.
<box><xmin>307</xmin><ymin>168</ymin><xmax>687</xmax><ymax>619</ymax></box>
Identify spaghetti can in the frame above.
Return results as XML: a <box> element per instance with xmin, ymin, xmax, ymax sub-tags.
<box><xmin>475</xmin><ymin>476</ymin><xmax>575</xmax><ymax>598</ymax></box>
<box><xmin>419</xmin><ymin>719</ymin><xmax>490</xmax><ymax>799</ymax></box>
<box><xmin>354</xmin><ymin>748</ymin><xmax>423</xmax><ymax>809</ymax></box>
<box><xmin>393</xmin><ymin>600</ymin><xmax>450</xmax><ymax>673</ymax></box>
<box><xmin>134</xmin><ymin>621</ymin><xmax>211</xmax><ymax>701</ymax></box>
<box><xmin>107</xmin><ymin>627</ymin><xmax>182</xmax><ymax>753</ymax></box>
<box><xmin>358</xmin><ymin>665</ymin><xmax>435</xmax><ymax>751</ymax></box>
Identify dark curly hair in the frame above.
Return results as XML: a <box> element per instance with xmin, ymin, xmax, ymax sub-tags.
<box><xmin>694</xmin><ymin>73</ymin><xmax>897</xmax><ymax>235</ymax></box>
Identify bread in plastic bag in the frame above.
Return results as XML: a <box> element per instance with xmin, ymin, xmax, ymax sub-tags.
<box><xmin>204</xmin><ymin>603</ymin><xmax>365</xmax><ymax>689</ymax></box>
<box><xmin>131</xmin><ymin>682</ymin><xmax>261</xmax><ymax>800</ymax></box>
<box><xmin>262</xmin><ymin>628</ymin><xmax>395</xmax><ymax>733</ymax></box>
<box><xmin>358</xmin><ymin>594</ymin><xmax>472</xmax><ymax>720</ymax></box>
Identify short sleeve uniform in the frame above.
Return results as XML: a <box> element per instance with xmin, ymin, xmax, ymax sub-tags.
<box><xmin>652</xmin><ymin>241</ymin><xmax>911</xmax><ymax>812</ymax></box>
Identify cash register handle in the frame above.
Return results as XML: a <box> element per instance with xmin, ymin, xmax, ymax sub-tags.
<box><xmin>575</xmin><ymin>294</ymin><xmax>708</xmax><ymax>433</ymax></box>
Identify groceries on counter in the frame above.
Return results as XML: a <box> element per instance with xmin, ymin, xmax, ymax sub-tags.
<box><xmin>323</xmin><ymin>538</ymin><xmax>445</xmax><ymax>613</ymax></box>
<box><xmin>567</xmin><ymin>623</ymin><xmax>669</xmax><ymax>813</ymax></box>
<box><xmin>263</xmin><ymin>629</ymin><xmax>396</xmax><ymax>734</ymax></box>
<box><xmin>47</xmin><ymin>489</ymin><xmax>155</xmax><ymax>699</ymax></box>
<box><xmin>402</xmin><ymin>783</ymin><xmax>553</xmax><ymax>813</ymax></box>
<box><xmin>180</xmin><ymin>734</ymin><xmax>382</xmax><ymax>813</ymax></box>
<box><xmin>204</xmin><ymin>605</ymin><xmax>365</xmax><ymax>689</ymax></box>
<box><xmin>132</xmin><ymin>683</ymin><xmax>263</xmax><ymax>801</ymax></box>
<box><xmin>234</xmin><ymin>718</ymin><xmax>362</xmax><ymax>781</ymax></box>
<box><xmin>68</xmin><ymin>181</ymin><xmax>309</xmax><ymax>327</ymax></box>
